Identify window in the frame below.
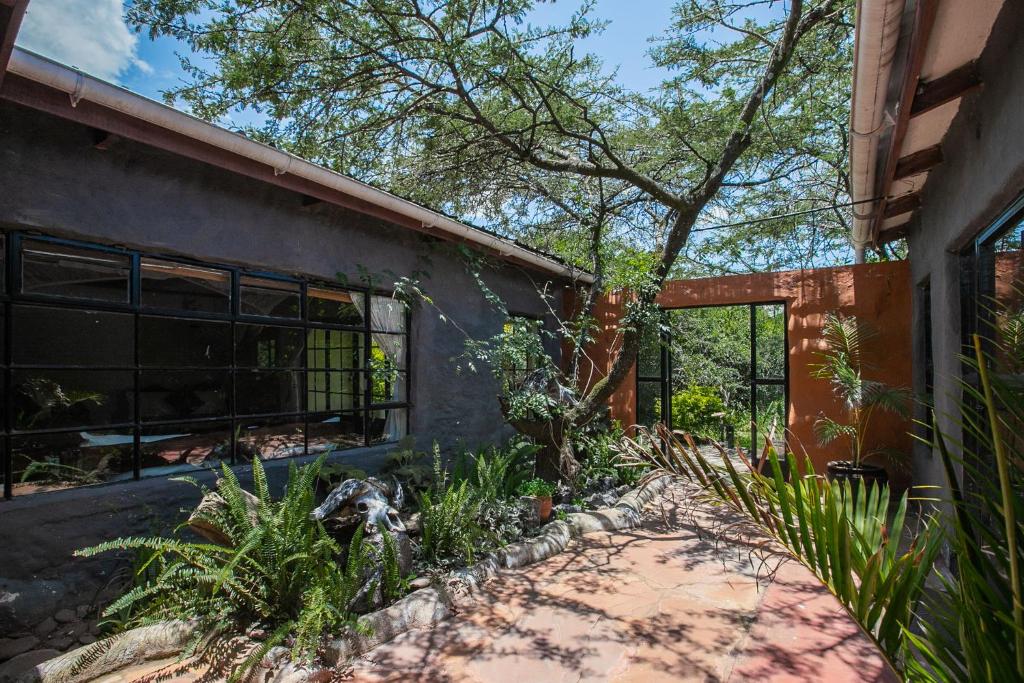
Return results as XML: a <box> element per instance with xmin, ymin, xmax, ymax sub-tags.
<box><xmin>0</xmin><ymin>232</ymin><xmax>412</xmax><ymax>498</ymax></box>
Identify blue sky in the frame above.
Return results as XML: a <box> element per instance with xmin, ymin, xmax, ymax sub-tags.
<box><xmin>15</xmin><ymin>0</ymin><xmax>679</xmax><ymax>105</ymax></box>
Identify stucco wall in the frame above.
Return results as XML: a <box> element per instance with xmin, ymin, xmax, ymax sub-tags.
<box><xmin>0</xmin><ymin>101</ymin><xmax>565</xmax><ymax>631</ymax></box>
<box><xmin>594</xmin><ymin>262</ymin><xmax>913</xmax><ymax>476</ymax></box>
<box><xmin>905</xmin><ymin>0</ymin><xmax>1024</xmax><ymax>491</ymax></box>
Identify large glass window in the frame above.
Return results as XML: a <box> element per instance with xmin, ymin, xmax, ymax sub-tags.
<box><xmin>0</xmin><ymin>232</ymin><xmax>412</xmax><ymax>498</ymax></box>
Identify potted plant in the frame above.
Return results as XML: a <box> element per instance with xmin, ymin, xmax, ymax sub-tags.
<box><xmin>518</xmin><ymin>478</ymin><xmax>556</xmax><ymax>524</ymax></box>
<box><xmin>811</xmin><ymin>312</ymin><xmax>911</xmax><ymax>492</ymax></box>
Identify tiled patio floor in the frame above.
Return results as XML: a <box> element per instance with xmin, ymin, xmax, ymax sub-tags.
<box><xmin>346</xmin><ymin>483</ymin><xmax>898</xmax><ymax>682</ymax></box>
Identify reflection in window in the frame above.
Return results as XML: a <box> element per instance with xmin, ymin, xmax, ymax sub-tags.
<box><xmin>12</xmin><ymin>431</ymin><xmax>134</xmax><ymax>495</ymax></box>
<box><xmin>308</xmin><ymin>413</ymin><xmax>365</xmax><ymax>454</ymax></box>
<box><xmin>240</xmin><ymin>276</ymin><xmax>301</xmax><ymax>318</ymax></box>
<box><xmin>139</xmin><ymin>371</ymin><xmax>230</xmax><ymax>421</ymax></box>
<box><xmin>369</xmin><ymin>407</ymin><xmax>407</xmax><ymax>444</ymax></box>
<box><xmin>308</xmin><ymin>287</ymin><xmax>362</xmax><ymax>325</ymax></box>
<box><xmin>308</xmin><ymin>370</ymin><xmax>362</xmax><ymax>412</ymax></box>
<box><xmin>140</xmin><ymin>317</ymin><xmax>231</xmax><ymax>367</ymax></box>
<box><xmin>13</xmin><ymin>370</ymin><xmax>133</xmax><ymax>430</ymax></box>
<box><xmin>21</xmin><ymin>240</ymin><xmax>130</xmax><ymax>303</ymax></box>
<box><xmin>236</xmin><ymin>417</ymin><xmax>305</xmax><ymax>461</ymax></box>
<box><xmin>236</xmin><ymin>325</ymin><xmax>305</xmax><ymax>368</ymax></box>
<box><xmin>14</xmin><ymin>306</ymin><xmax>133</xmax><ymax>366</ymax></box>
<box><xmin>235</xmin><ymin>370</ymin><xmax>302</xmax><ymax>415</ymax></box>
<box><xmin>141</xmin><ymin>421</ymin><xmax>231</xmax><ymax>472</ymax></box>
<box><xmin>141</xmin><ymin>258</ymin><xmax>231</xmax><ymax>313</ymax></box>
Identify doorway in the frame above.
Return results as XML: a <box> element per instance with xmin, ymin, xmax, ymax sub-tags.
<box><xmin>637</xmin><ymin>302</ymin><xmax>787</xmax><ymax>454</ymax></box>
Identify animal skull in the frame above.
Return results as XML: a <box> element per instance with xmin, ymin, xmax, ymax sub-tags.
<box><xmin>311</xmin><ymin>476</ymin><xmax>406</xmax><ymax>534</ymax></box>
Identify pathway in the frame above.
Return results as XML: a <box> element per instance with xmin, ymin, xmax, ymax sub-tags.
<box><xmin>346</xmin><ymin>482</ymin><xmax>897</xmax><ymax>682</ymax></box>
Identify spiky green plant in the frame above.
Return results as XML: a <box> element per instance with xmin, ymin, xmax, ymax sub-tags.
<box><xmin>418</xmin><ymin>480</ymin><xmax>481</xmax><ymax>566</ymax></box>
<box><xmin>811</xmin><ymin>312</ymin><xmax>912</xmax><ymax>467</ymax></box>
<box><xmin>76</xmin><ymin>455</ymin><xmax>372</xmax><ymax>680</ymax></box>
<box><xmin>619</xmin><ymin>424</ymin><xmax>942</xmax><ymax>668</ymax></box>
<box><xmin>903</xmin><ymin>334</ymin><xmax>1024</xmax><ymax>681</ymax></box>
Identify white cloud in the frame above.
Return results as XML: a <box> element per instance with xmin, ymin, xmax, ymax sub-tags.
<box><xmin>16</xmin><ymin>0</ymin><xmax>150</xmax><ymax>81</ymax></box>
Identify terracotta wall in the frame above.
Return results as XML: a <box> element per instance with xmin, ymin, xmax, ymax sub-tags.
<box><xmin>587</xmin><ymin>261</ymin><xmax>914</xmax><ymax>474</ymax></box>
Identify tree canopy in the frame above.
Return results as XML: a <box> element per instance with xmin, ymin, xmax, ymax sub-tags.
<box><xmin>127</xmin><ymin>0</ymin><xmax>855</xmax><ymax>476</ymax></box>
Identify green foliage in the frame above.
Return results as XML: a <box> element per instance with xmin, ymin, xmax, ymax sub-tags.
<box><xmin>575</xmin><ymin>423</ymin><xmax>644</xmax><ymax>488</ymax></box>
<box><xmin>904</xmin><ymin>336</ymin><xmax>1024</xmax><ymax>681</ymax></box>
<box><xmin>667</xmin><ymin>386</ymin><xmax>727</xmax><ymax>440</ymax></box>
<box><xmin>619</xmin><ymin>425</ymin><xmax>943</xmax><ymax>668</ymax></box>
<box><xmin>418</xmin><ymin>481</ymin><xmax>481</xmax><ymax>567</ymax></box>
<box><xmin>452</xmin><ymin>440</ymin><xmax>537</xmax><ymax>504</ymax></box>
<box><xmin>811</xmin><ymin>312</ymin><xmax>911</xmax><ymax>467</ymax></box>
<box><xmin>380</xmin><ymin>437</ymin><xmax>435</xmax><ymax>493</ymax></box>
<box><xmin>518</xmin><ymin>478</ymin><xmax>556</xmax><ymax>498</ymax></box>
<box><xmin>379</xmin><ymin>529</ymin><xmax>408</xmax><ymax>604</ymax></box>
<box><xmin>75</xmin><ymin>456</ymin><xmax>369</xmax><ymax>678</ymax></box>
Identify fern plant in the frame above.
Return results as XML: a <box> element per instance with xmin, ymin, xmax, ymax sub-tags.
<box><xmin>76</xmin><ymin>455</ymin><xmax>371</xmax><ymax>680</ymax></box>
<box><xmin>418</xmin><ymin>480</ymin><xmax>481</xmax><ymax>566</ymax></box>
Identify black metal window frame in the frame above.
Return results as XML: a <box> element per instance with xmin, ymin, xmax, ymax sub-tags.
<box><xmin>0</xmin><ymin>229</ymin><xmax>412</xmax><ymax>499</ymax></box>
<box><xmin>636</xmin><ymin>301</ymin><xmax>789</xmax><ymax>453</ymax></box>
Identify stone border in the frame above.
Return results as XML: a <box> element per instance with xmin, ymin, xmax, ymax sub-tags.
<box><xmin>20</xmin><ymin>475</ymin><xmax>673</xmax><ymax>683</ymax></box>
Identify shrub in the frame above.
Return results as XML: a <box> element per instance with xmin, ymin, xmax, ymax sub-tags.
<box><xmin>518</xmin><ymin>478</ymin><xmax>556</xmax><ymax>498</ymax></box>
<box><xmin>453</xmin><ymin>439</ymin><xmax>536</xmax><ymax>504</ymax></box>
<box><xmin>76</xmin><ymin>456</ymin><xmax>372</xmax><ymax>679</ymax></box>
<box><xmin>575</xmin><ymin>423</ymin><xmax>644</xmax><ymax>488</ymax></box>
<box><xmin>418</xmin><ymin>480</ymin><xmax>481</xmax><ymax>566</ymax></box>
<box><xmin>669</xmin><ymin>385</ymin><xmax>726</xmax><ymax>440</ymax></box>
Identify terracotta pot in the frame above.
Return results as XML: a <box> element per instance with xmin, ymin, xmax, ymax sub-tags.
<box><xmin>536</xmin><ymin>495</ymin><xmax>552</xmax><ymax>523</ymax></box>
<box><xmin>826</xmin><ymin>460</ymin><xmax>888</xmax><ymax>495</ymax></box>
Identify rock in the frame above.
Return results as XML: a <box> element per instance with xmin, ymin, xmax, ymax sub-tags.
<box><xmin>53</xmin><ymin>609</ymin><xmax>75</xmax><ymax>624</ymax></box>
<box><xmin>0</xmin><ymin>579</ymin><xmax>63</xmax><ymax>635</ymax></box>
<box><xmin>0</xmin><ymin>649</ymin><xmax>59</xmax><ymax>682</ymax></box>
<box><xmin>75</xmin><ymin>605</ymin><xmax>90</xmax><ymax>619</ymax></box>
<box><xmin>553</xmin><ymin>503</ymin><xmax>582</xmax><ymax>515</ymax></box>
<box><xmin>64</xmin><ymin>622</ymin><xmax>88</xmax><ymax>639</ymax></box>
<box><xmin>0</xmin><ymin>636</ymin><xmax>39</xmax><ymax>662</ymax></box>
<box><xmin>615</xmin><ymin>484</ymin><xmax>631</xmax><ymax>496</ymax></box>
<box><xmin>33</xmin><ymin>618</ymin><xmax>56</xmax><ymax>638</ymax></box>
<box><xmin>408</xmin><ymin>576</ymin><xmax>431</xmax><ymax>590</ymax></box>
<box><xmin>88</xmin><ymin>623</ymin><xmax>102</xmax><ymax>636</ymax></box>
<box><xmin>77</xmin><ymin>634</ymin><xmax>97</xmax><ymax>646</ymax></box>
<box><xmin>401</xmin><ymin>512</ymin><xmax>421</xmax><ymax>536</ymax></box>
<box><xmin>47</xmin><ymin>636</ymin><xmax>74</xmax><ymax>651</ymax></box>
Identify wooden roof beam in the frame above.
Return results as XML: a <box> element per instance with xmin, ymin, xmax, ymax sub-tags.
<box><xmin>883</xmin><ymin>192</ymin><xmax>921</xmax><ymax>218</ymax></box>
<box><xmin>910</xmin><ymin>61</ymin><xmax>982</xmax><ymax>118</ymax></box>
<box><xmin>894</xmin><ymin>144</ymin><xmax>943</xmax><ymax>180</ymax></box>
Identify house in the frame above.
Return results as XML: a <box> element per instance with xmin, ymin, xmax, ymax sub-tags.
<box><xmin>0</xmin><ymin>0</ymin><xmax>584</xmax><ymax>633</ymax></box>
<box><xmin>848</xmin><ymin>0</ymin><xmax>1020</xmax><ymax>492</ymax></box>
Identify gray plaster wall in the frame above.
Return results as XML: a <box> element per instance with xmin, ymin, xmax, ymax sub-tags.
<box><xmin>906</xmin><ymin>1</ymin><xmax>1024</xmax><ymax>491</ymax></box>
<box><xmin>0</xmin><ymin>101</ymin><xmax>568</xmax><ymax>632</ymax></box>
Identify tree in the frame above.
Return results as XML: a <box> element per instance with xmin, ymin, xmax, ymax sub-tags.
<box><xmin>129</xmin><ymin>0</ymin><xmax>852</xmax><ymax>479</ymax></box>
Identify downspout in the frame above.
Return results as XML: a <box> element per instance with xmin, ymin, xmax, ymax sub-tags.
<box><xmin>850</xmin><ymin>0</ymin><xmax>906</xmax><ymax>262</ymax></box>
<box><xmin>5</xmin><ymin>47</ymin><xmax>593</xmax><ymax>284</ymax></box>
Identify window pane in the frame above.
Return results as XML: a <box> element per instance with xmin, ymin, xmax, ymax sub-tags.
<box><xmin>21</xmin><ymin>239</ymin><xmax>130</xmax><ymax>303</ymax></box>
<box><xmin>139</xmin><ymin>371</ymin><xmax>229</xmax><ymax>422</ymax></box>
<box><xmin>369</xmin><ymin>295</ymin><xmax>406</xmax><ymax>332</ymax></box>
<box><xmin>637</xmin><ymin>381</ymin><xmax>662</xmax><ymax>427</ymax></box>
<box><xmin>307</xmin><ymin>329</ymin><xmax>363</xmax><ymax>370</ymax></box>
<box><xmin>308</xmin><ymin>287</ymin><xmax>363</xmax><ymax>325</ymax></box>
<box><xmin>12</xmin><ymin>430</ymin><xmax>133</xmax><ymax>495</ymax></box>
<box><xmin>307</xmin><ymin>371</ymin><xmax>363</xmax><ymax>412</ymax></box>
<box><xmin>141</xmin><ymin>258</ymin><xmax>230</xmax><ymax>314</ymax></box>
<box><xmin>0</xmin><ymin>233</ymin><xmax>6</xmax><ymax>293</ymax></box>
<box><xmin>140</xmin><ymin>317</ymin><xmax>230</xmax><ymax>367</ymax></box>
<box><xmin>235</xmin><ymin>324</ymin><xmax>305</xmax><ymax>368</ymax></box>
<box><xmin>235</xmin><ymin>370</ymin><xmax>302</xmax><ymax>415</ymax></box>
<box><xmin>369</xmin><ymin>407</ymin><xmax>406</xmax><ymax>444</ymax></box>
<box><xmin>236</xmin><ymin>416</ymin><xmax>305</xmax><ymax>461</ymax></box>
<box><xmin>13</xmin><ymin>306</ymin><xmax>133</xmax><ymax>366</ymax></box>
<box><xmin>141</xmin><ymin>421</ymin><xmax>230</xmax><ymax>473</ymax></box>
<box><xmin>308</xmin><ymin>413</ymin><xmax>365</xmax><ymax>454</ymax></box>
<box><xmin>637</xmin><ymin>323</ymin><xmax>663</xmax><ymax>378</ymax></box>
<box><xmin>240</xmin><ymin>276</ymin><xmax>301</xmax><ymax>318</ymax></box>
<box><xmin>13</xmin><ymin>370</ymin><xmax>133</xmax><ymax>430</ymax></box>
<box><xmin>370</xmin><ymin>334</ymin><xmax>406</xmax><ymax>370</ymax></box>
<box><xmin>371</xmin><ymin>370</ymin><xmax>406</xmax><ymax>405</ymax></box>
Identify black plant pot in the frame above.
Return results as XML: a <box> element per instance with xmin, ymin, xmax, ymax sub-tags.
<box><xmin>826</xmin><ymin>460</ymin><xmax>888</xmax><ymax>495</ymax></box>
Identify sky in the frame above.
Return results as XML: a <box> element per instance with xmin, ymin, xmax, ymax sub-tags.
<box><xmin>14</xmin><ymin>0</ymin><xmax>680</xmax><ymax>104</ymax></box>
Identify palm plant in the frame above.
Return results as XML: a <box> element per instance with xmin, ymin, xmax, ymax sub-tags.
<box><xmin>618</xmin><ymin>424</ymin><xmax>942</xmax><ymax>668</ymax></box>
<box><xmin>812</xmin><ymin>312</ymin><xmax>911</xmax><ymax>468</ymax></box>
<box><xmin>904</xmin><ymin>335</ymin><xmax>1024</xmax><ymax>681</ymax></box>
<box><xmin>76</xmin><ymin>455</ymin><xmax>374</xmax><ymax>680</ymax></box>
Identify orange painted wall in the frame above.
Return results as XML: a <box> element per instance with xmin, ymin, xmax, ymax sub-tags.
<box><xmin>589</xmin><ymin>261</ymin><xmax>914</xmax><ymax>474</ymax></box>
